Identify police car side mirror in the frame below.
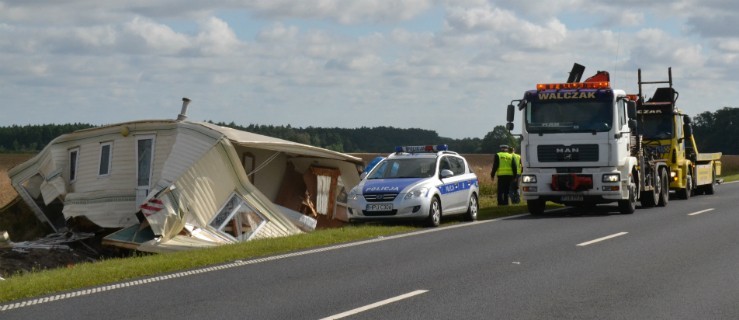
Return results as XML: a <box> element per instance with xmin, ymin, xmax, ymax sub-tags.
<box><xmin>440</xmin><ymin>169</ymin><xmax>454</xmax><ymax>179</ymax></box>
<box><xmin>360</xmin><ymin>172</ymin><xmax>368</xmax><ymax>180</ymax></box>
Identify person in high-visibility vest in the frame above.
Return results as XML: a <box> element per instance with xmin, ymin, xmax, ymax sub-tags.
<box><xmin>509</xmin><ymin>146</ymin><xmax>522</xmax><ymax>204</ymax></box>
<box><xmin>490</xmin><ymin>144</ymin><xmax>518</xmax><ymax>206</ymax></box>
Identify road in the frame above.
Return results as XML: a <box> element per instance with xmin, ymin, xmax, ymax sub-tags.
<box><xmin>2</xmin><ymin>183</ymin><xmax>738</xmax><ymax>319</ymax></box>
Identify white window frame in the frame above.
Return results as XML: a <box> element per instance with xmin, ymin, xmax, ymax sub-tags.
<box><xmin>210</xmin><ymin>193</ymin><xmax>267</xmax><ymax>241</ymax></box>
<box><xmin>98</xmin><ymin>141</ymin><xmax>113</xmax><ymax>177</ymax></box>
<box><xmin>135</xmin><ymin>135</ymin><xmax>156</xmax><ymax>188</ymax></box>
<box><xmin>69</xmin><ymin>147</ymin><xmax>80</xmax><ymax>183</ymax></box>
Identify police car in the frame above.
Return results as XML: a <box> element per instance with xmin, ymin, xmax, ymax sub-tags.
<box><xmin>347</xmin><ymin>145</ymin><xmax>479</xmax><ymax>227</ymax></box>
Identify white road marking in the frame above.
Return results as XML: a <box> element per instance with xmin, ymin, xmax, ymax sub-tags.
<box><xmin>1</xmin><ymin>215</ymin><xmax>526</xmax><ymax>312</ymax></box>
<box><xmin>320</xmin><ymin>290</ymin><xmax>428</xmax><ymax>320</ymax></box>
<box><xmin>577</xmin><ymin>232</ymin><xmax>628</xmax><ymax>247</ymax></box>
<box><xmin>688</xmin><ymin>208</ymin><xmax>714</xmax><ymax>216</ymax></box>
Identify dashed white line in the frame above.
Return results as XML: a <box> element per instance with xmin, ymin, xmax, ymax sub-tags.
<box><xmin>577</xmin><ymin>232</ymin><xmax>629</xmax><ymax>247</ymax></box>
<box><xmin>320</xmin><ymin>290</ymin><xmax>428</xmax><ymax>320</ymax></box>
<box><xmin>2</xmin><ymin>216</ymin><xmax>525</xmax><ymax>312</ymax></box>
<box><xmin>688</xmin><ymin>208</ymin><xmax>714</xmax><ymax>216</ymax></box>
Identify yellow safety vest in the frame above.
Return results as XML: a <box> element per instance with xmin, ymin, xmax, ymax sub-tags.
<box><xmin>512</xmin><ymin>153</ymin><xmax>522</xmax><ymax>174</ymax></box>
<box><xmin>496</xmin><ymin>152</ymin><xmax>514</xmax><ymax>176</ymax></box>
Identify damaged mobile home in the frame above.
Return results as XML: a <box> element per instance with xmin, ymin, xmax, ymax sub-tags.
<box><xmin>8</xmin><ymin>99</ymin><xmax>363</xmax><ymax>252</ymax></box>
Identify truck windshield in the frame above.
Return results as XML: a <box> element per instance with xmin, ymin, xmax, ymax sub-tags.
<box><xmin>525</xmin><ymin>99</ymin><xmax>613</xmax><ymax>134</ymax></box>
<box><xmin>639</xmin><ymin>115</ymin><xmax>673</xmax><ymax>140</ymax></box>
<box><xmin>368</xmin><ymin>158</ymin><xmax>436</xmax><ymax>179</ymax></box>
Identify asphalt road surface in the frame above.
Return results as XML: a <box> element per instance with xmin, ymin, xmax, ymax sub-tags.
<box><xmin>2</xmin><ymin>182</ymin><xmax>738</xmax><ymax>319</ymax></box>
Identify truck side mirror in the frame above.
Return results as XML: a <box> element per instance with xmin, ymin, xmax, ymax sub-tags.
<box><xmin>628</xmin><ymin>119</ymin><xmax>637</xmax><ymax>131</ymax></box>
<box><xmin>683</xmin><ymin>115</ymin><xmax>692</xmax><ymax>124</ymax></box>
<box><xmin>684</xmin><ymin>124</ymin><xmax>693</xmax><ymax>138</ymax></box>
<box><xmin>506</xmin><ymin>104</ymin><xmax>516</xmax><ymax>131</ymax></box>
<box><xmin>626</xmin><ymin>101</ymin><xmax>636</xmax><ymax>118</ymax></box>
<box><xmin>506</xmin><ymin>104</ymin><xmax>515</xmax><ymax>122</ymax></box>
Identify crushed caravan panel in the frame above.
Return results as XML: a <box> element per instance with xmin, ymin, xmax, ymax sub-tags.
<box><xmin>9</xmin><ymin>118</ymin><xmax>358</xmax><ymax>252</ymax></box>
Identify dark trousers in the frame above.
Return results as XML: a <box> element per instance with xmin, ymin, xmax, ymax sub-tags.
<box><xmin>497</xmin><ymin>175</ymin><xmax>513</xmax><ymax>205</ymax></box>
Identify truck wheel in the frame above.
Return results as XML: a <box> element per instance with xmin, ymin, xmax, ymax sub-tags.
<box><xmin>704</xmin><ymin>170</ymin><xmax>716</xmax><ymax>195</ymax></box>
<box><xmin>677</xmin><ymin>175</ymin><xmax>692</xmax><ymax>200</ymax></box>
<box><xmin>427</xmin><ymin>197</ymin><xmax>441</xmax><ymax>227</ymax></box>
<box><xmin>657</xmin><ymin>169</ymin><xmax>669</xmax><ymax>207</ymax></box>
<box><xmin>619</xmin><ymin>176</ymin><xmax>636</xmax><ymax>214</ymax></box>
<box><xmin>640</xmin><ymin>178</ymin><xmax>658</xmax><ymax>208</ymax></box>
<box><xmin>465</xmin><ymin>194</ymin><xmax>478</xmax><ymax>221</ymax></box>
<box><xmin>527</xmin><ymin>199</ymin><xmax>545</xmax><ymax>216</ymax></box>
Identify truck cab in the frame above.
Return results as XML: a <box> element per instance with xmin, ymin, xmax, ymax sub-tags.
<box><xmin>506</xmin><ymin>64</ymin><xmax>669</xmax><ymax>215</ymax></box>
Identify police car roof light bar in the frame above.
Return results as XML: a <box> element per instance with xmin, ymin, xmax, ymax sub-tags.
<box><xmin>395</xmin><ymin>144</ymin><xmax>448</xmax><ymax>153</ymax></box>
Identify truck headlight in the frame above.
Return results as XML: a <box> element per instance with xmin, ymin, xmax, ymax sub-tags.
<box><xmin>602</xmin><ymin>173</ymin><xmax>620</xmax><ymax>183</ymax></box>
<box><xmin>521</xmin><ymin>175</ymin><xmax>537</xmax><ymax>183</ymax></box>
<box><xmin>404</xmin><ymin>187</ymin><xmax>429</xmax><ymax>200</ymax></box>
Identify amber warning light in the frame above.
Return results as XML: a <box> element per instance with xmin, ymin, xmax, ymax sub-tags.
<box><xmin>536</xmin><ymin>82</ymin><xmax>610</xmax><ymax>91</ymax></box>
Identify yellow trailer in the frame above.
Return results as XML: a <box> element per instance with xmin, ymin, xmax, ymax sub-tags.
<box><xmin>636</xmin><ymin>68</ymin><xmax>722</xmax><ymax>199</ymax></box>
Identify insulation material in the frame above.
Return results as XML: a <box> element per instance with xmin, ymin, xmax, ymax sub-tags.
<box><xmin>316</xmin><ymin>175</ymin><xmax>331</xmax><ymax>215</ymax></box>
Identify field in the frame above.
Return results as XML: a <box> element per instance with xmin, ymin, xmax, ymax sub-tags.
<box><xmin>0</xmin><ymin>154</ymin><xmax>34</xmax><ymax>209</ymax></box>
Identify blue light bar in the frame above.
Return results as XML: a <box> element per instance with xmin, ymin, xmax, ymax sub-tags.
<box><xmin>395</xmin><ymin>144</ymin><xmax>448</xmax><ymax>153</ymax></box>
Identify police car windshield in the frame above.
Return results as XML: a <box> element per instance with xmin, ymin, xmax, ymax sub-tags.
<box><xmin>526</xmin><ymin>99</ymin><xmax>612</xmax><ymax>133</ymax></box>
<box><xmin>639</xmin><ymin>115</ymin><xmax>673</xmax><ymax>140</ymax></box>
<box><xmin>367</xmin><ymin>158</ymin><xmax>437</xmax><ymax>179</ymax></box>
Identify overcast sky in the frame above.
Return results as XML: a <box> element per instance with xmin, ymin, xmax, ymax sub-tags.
<box><xmin>2</xmin><ymin>0</ymin><xmax>738</xmax><ymax>139</ymax></box>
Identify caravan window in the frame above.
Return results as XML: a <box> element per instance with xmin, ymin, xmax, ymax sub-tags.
<box><xmin>69</xmin><ymin>148</ymin><xmax>80</xmax><ymax>183</ymax></box>
<box><xmin>136</xmin><ymin>136</ymin><xmax>155</xmax><ymax>187</ymax></box>
<box><xmin>99</xmin><ymin>142</ymin><xmax>113</xmax><ymax>176</ymax></box>
<box><xmin>210</xmin><ymin>194</ymin><xmax>267</xmax><ymax>241</ymax></box>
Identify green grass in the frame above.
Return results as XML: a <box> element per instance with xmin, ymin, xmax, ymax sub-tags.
<box><xmin>721</xmin><ymin>172</ymin><xmax>739</xmax><ymax>183</ymax></box>
<box><xmin>0</xmin><ymin>198</ymin><xmax>534</xmax><ymax>303</ymax></box>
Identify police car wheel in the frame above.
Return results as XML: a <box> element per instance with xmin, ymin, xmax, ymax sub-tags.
<box><xmin>427</xmin><ymin>197</ymin><xmax>441</xmax><ymax>227</ymax></box>
<box><xmin>465</xmin><ymin>194</ymin><xmax>478</xmax><ymax>221</ymax></box>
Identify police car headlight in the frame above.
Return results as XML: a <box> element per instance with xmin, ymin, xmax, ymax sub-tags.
<box><xmin>404</xmin><ymin>187</ymin><xmax>429</xmax><ymax>200</ymax></box>
<box><xmin>348</xmin><ymin>187</ymin><xmax>361</xmax><ymax>200</ymax></box>
<box><xmin>521</xmin><ymin>175</ymin><xmax>536</xmax><ymax>183</ymax></box>
<box><xmin>602</xmin><ymin>173</ymin><xmax>620</xmax><ymax>183</ymax></box>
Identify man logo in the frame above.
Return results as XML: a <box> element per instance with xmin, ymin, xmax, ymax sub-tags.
<box><xmin>556</xmin><ymin>147</ymin><xmax>579</xmax><ymax>153</ymax></box>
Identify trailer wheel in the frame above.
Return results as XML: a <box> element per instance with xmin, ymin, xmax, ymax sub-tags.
<box><xmin>657</xmin><ymin>168</ymin><xmax>669</xmax><ymax>207</ymax></box>
<box><xmin>619</xmin><ymin>176</ymin><xmax>636</xmax><ymax>214</ymax></box>
<box><xmin>704</xmin><ymin>169</ymin><xmax>716</xmax><ymax>195</ymax></box>
<box><xmin>640</xmin><ymin>173</ymin><xmax>658</xmax><ymax>208</ymax></box>
<box><xmin>677</xmin><ymin>175</ymin><xmax>692</xmax><ymax>200</ymax></box>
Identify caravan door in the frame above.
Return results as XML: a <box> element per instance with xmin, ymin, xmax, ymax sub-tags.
<box><xmin>135</xmin><ymin>135</ymin><xmax>155</xmax><ymax>205</ymax></box>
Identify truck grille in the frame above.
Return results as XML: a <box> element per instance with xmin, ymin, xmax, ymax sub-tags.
<box><xmin>364</xmin><ymin>194</ymin><xmax>398</xmax><ymax>202</ymax></box>
<box><xmin>538</xmin><ymin>144</ymin><xmax>598</xmax><ymax>162</ymax></box>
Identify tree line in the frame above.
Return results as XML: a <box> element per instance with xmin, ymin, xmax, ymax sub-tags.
<box><xmin>1</xmin><ymin>107</ymin><xmax>735</xmax><ymax>154</ymax></box>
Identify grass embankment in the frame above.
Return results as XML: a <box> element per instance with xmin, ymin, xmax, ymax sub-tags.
<box><xmin>0</xmin><ymin>197</ymin><xmax>532</xmax><ymax>303</ymax></box>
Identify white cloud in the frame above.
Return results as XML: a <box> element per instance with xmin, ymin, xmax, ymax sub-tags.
<box><xmin>1</xmin><ymin>1</ymin><xmax>739</xmax><ymax>139</ymax></box>
<box><xmin>194</xmin><ymin>17</ymin><xmax>241</xmax><ymax>56</ymax></box>
<box><xmin>124</xmin><ymin>17</ymin><xmax>190</xmax><ymax>53</ymax></box>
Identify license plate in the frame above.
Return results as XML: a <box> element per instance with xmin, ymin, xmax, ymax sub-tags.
<box><xmin>561</xmin><ymin>195</ymin><xmax>583</xmax><ymax>201</ymax></box>
<box><xmin>366</xmin><ymin>204</ymin><xmax>393</xmax><ymax>211</ymax></box>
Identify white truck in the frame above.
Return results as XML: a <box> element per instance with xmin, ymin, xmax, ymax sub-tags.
<box><xmin>505</xmin><ymin>64</ymin><xmax>670</xmax><ymax>215</ymax></box>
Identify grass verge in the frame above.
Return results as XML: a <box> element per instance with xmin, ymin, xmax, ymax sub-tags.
<box><xmin>0</xmin><ymin>199</ymin><xmax>532</xmax><ymax>303</ymax></box>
